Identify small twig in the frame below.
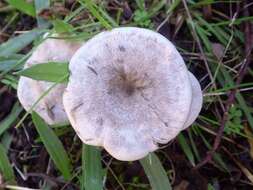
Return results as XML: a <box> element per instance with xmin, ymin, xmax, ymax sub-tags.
<box><xmin>195</xmin><ymin>2</ymin><xmax>253</xmax><ymax>169</ymax></box>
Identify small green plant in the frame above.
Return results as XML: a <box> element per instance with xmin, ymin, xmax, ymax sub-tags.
<box><xmin>224</xmin><ymin>105</ymin><xmax>243</xmax><ymax>135</ymax></box>
<box><xmin>133</xmin><ymin>9</ymin><xmax>152</xmax><ymax>28</ymax></box>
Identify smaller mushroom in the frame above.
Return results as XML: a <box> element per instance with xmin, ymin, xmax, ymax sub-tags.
<box><xmin>63</xmin><ymin>27</ymin><xmax>203</xmax><ymax>161</ymax></box>
<box><xmin>17</xmin><ymin>38</ymin><xmax>81</xmax><ymax>125</ymax></box>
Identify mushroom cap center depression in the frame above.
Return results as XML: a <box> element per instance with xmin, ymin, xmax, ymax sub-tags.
<box><xmin>107</xmin><ymin>66</ymin><xmax>152</xmax><ymax>97</ymax></box>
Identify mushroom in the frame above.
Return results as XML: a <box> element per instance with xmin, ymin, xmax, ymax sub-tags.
<box><xmin>63</xmin><ymin>27</ymin><xmax>203</xmax><ymax>161</ymax></box>
<box><xmin>17</xmin><ymin>38</ymin><xmax>81</xmax><ymax>125</ymax></box>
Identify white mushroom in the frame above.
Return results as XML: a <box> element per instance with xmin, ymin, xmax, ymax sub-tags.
<box><xmin>63</xmin><ymin>27</ymin><xmax>202</xmax><ymax>161</ymax></box>
<box><xmin>17</xmin><ymin>38</ymin><xmax>81</xmax><ymax>125</ymax></box>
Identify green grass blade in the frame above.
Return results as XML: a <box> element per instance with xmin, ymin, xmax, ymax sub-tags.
<box><xmin>0</xmin><ymin>29</ymin><xmax>45</xmax><ymax>57</ymax></box>
<box><xmin>177</xmin><ymin>133</ymin><xmax>195</xmax><ymax>166</ymax></box>
<box><xmin>0</xmin><ymin>52</ymin><xmax>32</xmax><ymax>79</ymax></box>
<box><xmin>52</xmin><ymin>19</ymin><xmax>74</xmax><ymax>33</ymax></box>
<box><xmin>0</xmin><ymin>144</ymin><xmax>15</xmax><ymax>184</ymax></box>
<box><xmin>135</xmin><ymin>0</ymin><xmax>145</xmax><ymax>10</ymax></box>
<box><xmin>214</xmin><ymin>26</ymin><xmax>234</xmax><ymax>45</ymax></box>
<box><xmin>210</xmin><ymin>16</ymin><xmax>253</xmax><ymax>27</ymax></box>
<box><xmin>194</xmin><ymin>22</ymin><xmax>212</xmax><ymax>52</ymax></box>
<box><xmin>188</xmin><ymin>129</ymin><xmax>201</xmax><ymax>162</ymax></box>
<box><xmin>79</xmin><ymin>0</ymin><xmax>112</xmax><ymax>29</ymax></box>
<box><xmin>140</xmin><ymin>153</ymin><xmax>172</xmax><ymax>190</ymax></box>
<box><xmin>194</xmin><ymin>13</ymin><xmax>228</xmax><ymax>46</ymax></box>
<box><xmin>6</xmin><ymin>0</ymin><xmax>35</xmax><ymax>17</ymax></box>
<box><xmin>97</xmin><ymin>6</ymin><xmax>118</xmax><ymax>27</ymax></box>
<box><xmin>1</xmin><ymin>74</ymin><xmax>18</xmax><ymax>89</ymax></box>
<box><xmin>15</xmin><ymin>62</ymin><xmax>69</xmax><ymax>83</ymax></box>
<box><xmin>166</xmin><ymin>0</ymin><xmax>181</xmax><ymax>14</ymax></box>
<box><xmin>209</xmin><ymin>82</ymin><xmax>253</xmax><ymax>93</ymax></box>
<box><xmin>82</xmin><ymin>144</ymin><xmax>103</xmax><ymax>190</ymax></box>
<box><xmin>1</xmin><ymin>133</ymin><xmax>13</xmax><ymax>152</ymax></box>
<box><xmin>0</xmin><ymin>102</ymin><xmax>22</xmax><ymax>136</ymax></box>
<box><xmin>0</xmin><ymin>55</ymin><xmax>24</xmax><ymax>71</ymax></box>
<box><xmin>32</xmin><ymin>112</ymin><xmax>72</xmax><ymax>180</ymax></box>
<box><xmin>64</xmin><ymin>6</ymin><xmax>85</xmax><ymax>22</ymax></box>
<box><xmin>148</xmin><ymin>0</ymin><xmax>166</xmax><ymax>17</ymax></box>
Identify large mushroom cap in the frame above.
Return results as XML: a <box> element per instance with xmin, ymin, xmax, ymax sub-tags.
<box><xmin>63</xmin><ymin>27</ymin><xmax>201</xmax><ymax>161</ymax></box>
<box><xmin>17</xmin><ymin>38</ymin><xmax>81</xmax><ymax>125</ymax></box>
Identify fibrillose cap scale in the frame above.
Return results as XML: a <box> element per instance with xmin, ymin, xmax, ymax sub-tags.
<box><xmin>61</xmin><ymin>27</ymin><xmax>203</xmax><ymax>161</ymax></box>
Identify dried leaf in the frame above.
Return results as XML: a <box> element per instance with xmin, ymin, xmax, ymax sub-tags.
<box><xmin>211</xmin><ymin>43</ymin><xmax>225</xmax><ymax>60</ymax></box>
